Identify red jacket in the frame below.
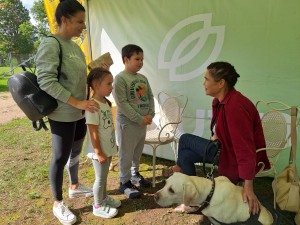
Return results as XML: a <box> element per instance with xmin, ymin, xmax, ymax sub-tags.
<box><xmin>212</xmin><ymin>88</ymin><xmax>270</xmax><ymax>184</ymax></box>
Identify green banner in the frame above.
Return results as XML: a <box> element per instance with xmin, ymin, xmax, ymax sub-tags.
<box><xmin>86</xmin><ymin>0</ymin><xmax>300</xmax><ymax>171</ymax></box>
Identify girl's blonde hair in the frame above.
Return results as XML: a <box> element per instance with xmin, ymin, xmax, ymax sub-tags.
<box><xmin>87</xmin><ymin>67</ymin><xmax>112</xmax><ymax>107</ymax></box>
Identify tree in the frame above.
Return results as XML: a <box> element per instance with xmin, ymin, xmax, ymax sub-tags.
<box><xmin>18</xmin><ymin>21</ymin><xmax>36</xmax><ymax>54</ymax></box>
<box><xmin>0</xmin><ymin>0</ymin><xmax>33</xmax><ymax>55</ymax></box>
<box><xmin>31</xmin><ymin>0</ymin><xmax>50</xmax><ymax>39</ymax></box>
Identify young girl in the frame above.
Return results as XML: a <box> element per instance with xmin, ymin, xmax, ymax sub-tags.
<box><xmin>85</xmin><ymin>67</ymin><xmax>121</xmax><ymax>218</ymax></box>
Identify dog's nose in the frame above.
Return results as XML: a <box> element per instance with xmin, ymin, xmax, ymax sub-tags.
<box><xmin>154</xmin><ymin>192</ymin><xmax>160</xmax><ymax>202</ymax></box>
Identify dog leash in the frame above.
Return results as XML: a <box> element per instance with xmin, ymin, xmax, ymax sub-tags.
<box><xmin>198</xmin><ymin>178</ymin><xmax>215</xmax><ymax>212</ymax></box>
<box><xmin>204</xmin><ymin>140</ymin><xmax>221</xmax><ymax>180</ymax></box>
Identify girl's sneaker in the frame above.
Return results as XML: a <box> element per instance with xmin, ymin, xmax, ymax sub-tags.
<box><xmin>53</xmin><ymin>201</ymin><xmax>77</xmax><ymax>225</ymax></box>
<box><xmin>103</xmin><ymin>195</ymin><xmax>121</xmax><ymax>208</ymax></box>
<box><xmin>93</xmin><ymin>203</ymin><xmax>118</xmax><ymax>219</ymax></box>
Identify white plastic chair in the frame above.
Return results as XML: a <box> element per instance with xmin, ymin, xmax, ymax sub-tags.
<box><xmin>144</xmin><ymin>91</ymin><xmax>188</xmax><ymax>187</ymax></box>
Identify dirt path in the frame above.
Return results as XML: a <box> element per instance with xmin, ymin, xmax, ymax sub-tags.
<box><xmin>0</xmin><ymin>92</ymin><xmax>25</xmax><ymax>124</ymax></box>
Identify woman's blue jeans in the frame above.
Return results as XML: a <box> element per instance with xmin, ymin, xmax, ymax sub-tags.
<box><xmin>176</xmin><ymin>133</ymin><xmax>218</xmax><ymax>176</ymax></box>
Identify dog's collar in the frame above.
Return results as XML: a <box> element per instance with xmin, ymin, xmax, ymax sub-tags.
<box><xmin>198</xmin><ymin>178</ymin><xmax>215</xmax><ymax>212</ymax></box>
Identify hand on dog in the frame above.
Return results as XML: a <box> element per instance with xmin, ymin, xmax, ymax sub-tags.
<box><xmin>243</xmin><ymin>180</ymin><xmax>261</xmax><ymax>215</ymax></box>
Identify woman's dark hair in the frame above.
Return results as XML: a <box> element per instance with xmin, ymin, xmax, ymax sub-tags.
<box><xmin>87</xmin><ymin>67</ymin><xmax>112</xmax><ymax>107</ymax></box>
<box><xmin>121</xmin><ymin>44</ymin><xmax>143</xmax><ymax>63</ymax></box>
<box><xmin>55</xmin><ymin>0</ymin><xmax>85</xmax><ymax>26</ymax></box>
<box><xmin>207</xmin><ymin>61</ymin><xmax>240</xmax><ymax>88</ymax></box>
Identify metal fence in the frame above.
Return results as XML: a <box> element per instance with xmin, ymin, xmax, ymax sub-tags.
<box><xmin>1</xmin><ymin>53</ymin><xmax>35</xmax><ymax>76</ymax></box>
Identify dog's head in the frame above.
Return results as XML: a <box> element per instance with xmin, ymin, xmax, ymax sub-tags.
<box><xmin>154</xmin><ymin>172</ymin><xmax>199</xmax><ymax>207</ymax></box>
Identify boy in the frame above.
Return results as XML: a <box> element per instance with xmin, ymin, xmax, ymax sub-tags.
<box><xmin>112</xmin><ymin>44</ymin><xmax>155</xmax><ymax>198</ymax></box>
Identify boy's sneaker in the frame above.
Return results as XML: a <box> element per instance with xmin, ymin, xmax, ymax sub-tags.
<box><xmin>93</xmin><ymin>203</ymin><xmax>118</xmax><ymax>219</ymax></box>
<box><xmin>103</xmin><ymin>195</ymin><xmax>121</xmax><ymax>208</ymax></box>
<box><xmin>69</xmin><ymin>183</ymin><xmax>93</xmax><ymax>198</ymax></box>
<box><xmin>53</xmin><ymin>201</ymin><xmax>77</xmax><ymax>225</ymax></box>
<box><xmin>131</xmin><ymin>172</ymin><xmax>151</xmax><ymax>188</ymax></box>
<box><xmin>119</xmin><ymin>180</ymin><xmax>141</xmax><ymax>199</ymax></box>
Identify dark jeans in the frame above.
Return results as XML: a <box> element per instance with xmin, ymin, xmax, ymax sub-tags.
<box><xmin>176</xmin><ymin>134</ymin><xmax>218</xmax><ymax>176</ymax></box>
<box><xmin>48</xmin><ymin>118</ymin><xmax>87</xmax><ymax>201</ymax></box>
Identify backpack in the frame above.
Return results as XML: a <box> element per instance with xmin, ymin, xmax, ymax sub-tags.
<box><xmin>8</xmin><ymin>36</ymin><xmax>62</xmax><ymax>131</ymax></box>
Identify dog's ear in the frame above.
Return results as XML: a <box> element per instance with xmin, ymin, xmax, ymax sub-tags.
<box><xmin>182</xmin><ymin>180</ymin><xmax>198</xmax><ymax>206</ymax></box>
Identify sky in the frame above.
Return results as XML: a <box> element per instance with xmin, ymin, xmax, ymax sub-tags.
<box><xmin>20</xmin><ymin>0</ymin><xmax>34</xmax><ymax>10</ymax></box>
<box><xmin>20</xmin><ymin>0</ymin><xmax>36</xmax><ymax>24</ymax></box>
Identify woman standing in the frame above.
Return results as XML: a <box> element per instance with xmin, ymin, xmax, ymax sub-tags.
<box><xmin>35</xmin><ymin>0</ymin><xmax>99</xmax><ymax>224</ymax></box>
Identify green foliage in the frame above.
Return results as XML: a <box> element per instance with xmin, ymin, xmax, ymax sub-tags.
<box><xmin>0</xmin><ymin>0</ymin><xmax>49</xmax><ymax>62</ymax></box>
<box><xmin>0</xmin><ymin>0</ymin><xmax>32</xmax><ymax>54</ymax></box>
<box><xmin>0</xmin><ymin>51</ymin><xmax>8</xmax><ymax>66</ymax></box>
<box><xmin>18</xmin><ymin>21</ymin><xmax>37</xmax><ymax>54</ymax></box>
<box><xmin>31</xmin><ymin>0</ymin><xmax>50</xmax><ymax>38</ymax></box>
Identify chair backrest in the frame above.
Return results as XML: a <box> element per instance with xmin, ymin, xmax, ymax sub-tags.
<box><xmin>158</xmin><ymin>91</ymin><xmax>188</xmax><ymax>135</ymax></box>
<box><xmin>261</xmin><ymin>110</ymin><xmax>287</xmax><ymax>149</ymax></box>
<box><xmin>256</xmin><ymin>100</ymin><xmax>292</xmax><ymax>159</ymax></box>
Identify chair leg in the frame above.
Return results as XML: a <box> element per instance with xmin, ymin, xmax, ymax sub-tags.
<box><xmin>272</xmin><ymin>173</ymin><xmax>277</xmax><ymax>210</ymax></box>
<box><xmin>171</xmin><ymin>139</ymin><xmax>179</xmax><ymax>162</ymax></box>
<box><xmin>152</xmin><ymin>147</ymin><xmax>157</xmax><ymax>187</ymax></box>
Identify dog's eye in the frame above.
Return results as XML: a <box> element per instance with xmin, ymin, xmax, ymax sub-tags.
<box><xmin>168</xmin><ymin>187</ymin><xmax>175</xmax><ymax>194</ymax></box>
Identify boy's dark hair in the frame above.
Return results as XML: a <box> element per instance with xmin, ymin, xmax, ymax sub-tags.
<box><xmin>121</xmin><ymin>44</ymin><xmax>143</xmax><ymax>63</ymax></box>
<box><xmin>87</xmin><ymin>67</ymin><xmax>112</xmax><ymax>107</ymax></box>
<box><xmin>55</xmin><ymin>0</ymin><xmax>85</xmax><ymax>26</ymax></box>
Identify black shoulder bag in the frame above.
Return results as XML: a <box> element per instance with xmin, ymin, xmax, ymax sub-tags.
<box><xmin>8</xmin><ymin>35</ymin><xmax>62</xmax><ymax>131</ymax></box>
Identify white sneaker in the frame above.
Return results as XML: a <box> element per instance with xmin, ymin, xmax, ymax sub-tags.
<box><xmin>69</xmin><ymin>183</ymin><xmax>93</xmax><ymax>198</ymax></box>
<box><xmin>93</xmin><ymin>203</ymin><xmax>118</xmax><ymax>218</ymax></box>
<box><xmin>53</xmin><ymin>201</ymin><xmax>77</xmax><ymax>225</ymax></box>
<box><xmin>103</xmin><ymin>195</ymin><xmax>121</xmax><ymax>208</ymax></box>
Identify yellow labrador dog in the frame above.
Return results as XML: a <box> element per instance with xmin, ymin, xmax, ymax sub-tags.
<box><xmin>154</xmin><ymin>173</ymin><xmax>273</xmax><ymax>225</ymax></box>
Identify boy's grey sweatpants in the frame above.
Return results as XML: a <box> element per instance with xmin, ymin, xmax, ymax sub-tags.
<box><xmin>117</xmin><ymin>122</ymin><xmax>146</xmax><ymax>184</ymax></box>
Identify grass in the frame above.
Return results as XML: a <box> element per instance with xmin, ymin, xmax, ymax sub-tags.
<box><xmin>0</xmin><ymin>118</ymin><xmax>296</xmax><ymax>225</ymax></box>
<box><xmin>0</xmin><ymin>117</ymin><xmax>203</xmax><ymax>225</ymax></box>
<box><xmin>0</xmin><ymin>67</ymin><xmax>24</xmax><ymax>92</ymax></box>
<box><xmin>0</xmin><ymin>118</ymin><xmax>51</xmax><ymax>224</ymax></box>
<box><xmin>0</xmin><ymin>75</ymin><xmax>9</xmax><ymax>92</ymax></box>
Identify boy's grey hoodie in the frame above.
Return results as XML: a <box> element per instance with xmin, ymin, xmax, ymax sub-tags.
<box><xmin>113</xmin><ymin>71</ymin><xmax>155</xmax><ymax>125</ymax></box>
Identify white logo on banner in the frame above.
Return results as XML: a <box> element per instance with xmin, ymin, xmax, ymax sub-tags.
<box><xmin>158</xmin><ymin>14</ymin><xmax>225</xmax><ymax>81</ymax></box>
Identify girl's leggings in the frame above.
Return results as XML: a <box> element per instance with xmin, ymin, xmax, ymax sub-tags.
<box><xmin>92</xmin><ymin>157</ymin><xmax>112</xmax><ymax>206</ymax></box>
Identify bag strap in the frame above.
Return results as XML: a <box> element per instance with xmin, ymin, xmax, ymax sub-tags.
<box><xmin>203</xmin><ymin>140</ymin><xmax>221</xmax><ymax>180</ymax></box>
<box><xmin>289</xmin><ymin>106</ymin><xmax>298</xmax><ymax>164</ymax></box>
<box><xmin>47</xmin><ymin>35</ymin><xmax>63</xmax><ymax>80</ymax></box>
<box><xmin>32</xmin><ymin>119</ymin><xmax>49</xmax><ymax>131</ymax></box>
